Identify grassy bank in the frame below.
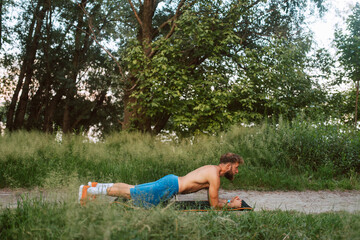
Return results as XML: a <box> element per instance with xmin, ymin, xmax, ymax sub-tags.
<box><xmin>0</xmin><ymin>119</ymin><xmax>359</xmax><ymax>190</ymax></box>
<box><xmin>0</xmin><ymin>197</ymin><xmax>359</xmax><ymax>239</ymax></box>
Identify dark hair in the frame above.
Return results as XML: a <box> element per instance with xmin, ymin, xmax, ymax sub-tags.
<box><xmin>220</xmin><ymin>153</ymin><xmax>244</xmax><ymax>164</ymax></box>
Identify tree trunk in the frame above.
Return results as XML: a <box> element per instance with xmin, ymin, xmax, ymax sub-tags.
<box><xmin>37</xmin><ymin>12</ymin><xmax>72</xmax><ymax>132</ymax></box>
<box><xmin>13</xmin><ymin>0</ymin><xmax>49</xmax><ymax>130</ymax></box>
<box><xmin>122</xmin><ymin>1</ymin><xmax>157</xmax><ymax>132</ymax></box>
<box><xmin>26</xmin><ymin>83</ymin><xmax>45</xmax><ymax>130</ymax></box>
<box><xmin>355</xmin><ymin>80</ymin><xmax>359</xmax><ymax>128</ymax></box>
<box><xmin>122</xmin><ymin>76</ymin><xmax>137</xmax><ymax>130</ymax></box>
<box><xmin>43</xmin><ymin>89</ymin><xmax>64</xmax><ymax>133</ymax></box>
<box><xmin>27</xmin><ymin>7</ymin><xmax>53</xmax><ymax>130</ymax></box>
<box><xmin>142</xmin><ymin>0</ymin><xmax>155</xmax><ymax>55</ymax></box>
<box><xmin>6</xmin><ymin>66</ymin><xmax>26</xmax><ymax>131</ymax></box>
<box><xmin>6</xmin><ymin>2</ymin><xmax>41</xmax><ymax>131</ymax></box>
<box><xmin>71</xmin><ymin>90</ymin><xmax>107</xmax><ymax>130</ymax></box>
<box><xmin>152</xmin><ymin>114</ymin><xmax>170</xmax><ymax>135</ymax></box>
<box><xmin>62</xmin><ymin>103</ymin><xmax>71</xmax><ymax>133</ymax></box>
<box><xmin>0</xmin><ymin>0</ymin><xmax>3</xmax><ymax>50</ymax></box>
<box><xmin>63</xmin><ymin>0</ymin><xmax>87</xmax><ymax>133</ymax></box>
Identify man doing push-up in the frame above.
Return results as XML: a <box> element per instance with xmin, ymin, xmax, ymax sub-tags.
<box><xmin>79</xmin><ymin>153</ymin><xmax>244</xmax><ymax>208</ymax></box>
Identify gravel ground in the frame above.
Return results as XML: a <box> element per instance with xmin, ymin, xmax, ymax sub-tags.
<box><xmin>176</xmin><ymin>189</ymin><xmax>360</xmax><ymax>213</ymax></box>
<box><xmin>1</xmin><ymin>189</ymin><xmax>359</xmax><ymax>213</ymax></box>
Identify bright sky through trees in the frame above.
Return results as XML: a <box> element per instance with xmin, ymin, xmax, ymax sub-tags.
<box><xmin>309</xmin><ymin>0</ymin><xmax>359</xmax><ymax>50</ymax></box>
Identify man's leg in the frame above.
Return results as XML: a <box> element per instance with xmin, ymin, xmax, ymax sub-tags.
<box><xmin>79</xmin><ymin>182</ymin><xmax>134</xmax><ymax>205</ymax></box>
<box><xmin>87</xmin><ymin>182</ymin><xmax>114</xmax><ymax>195</ymax></box>
<box><xmin>107</xmin><ymin>183</ymin><xmax>134</xmax><ymax>199</ymax></box>
<box><xmin>87</xmin><ymin>182</ymin><xmax>134</xmax><ymax>199</ymax></box>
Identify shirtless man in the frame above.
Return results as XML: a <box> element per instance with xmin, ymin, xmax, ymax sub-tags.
<box><xmin>79</xmin><ymin>153</ymin><xmax>244</xmax><ymax>208</ymax></box>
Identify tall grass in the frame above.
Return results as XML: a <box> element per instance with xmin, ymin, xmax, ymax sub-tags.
<box><xmin>1</xmin><ymin>197</ymin><xmax>359</xmax><ymax>239</ymax></box>
<box><xmin>0</xmin><ymin>118</ymin><xmax>359</xmax><ymax>190</ymax></box>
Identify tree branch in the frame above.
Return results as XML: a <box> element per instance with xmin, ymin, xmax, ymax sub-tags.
<box><xmin>154</xmin><ymin>0</ymin><xmax>189</xmax><ymax>36</ymax></box>
<box><xmin>77</xmin><ymin>3</ymin><xmax>126</xmax><ymax>81</ymax></box>
<box><xmin>247</xmin><ymin>0</ymin><xmax>264</xmax><ymax>10</ymax></box>
<box><xmin>128</xmin><ymin>0</ymin><xmax>143</xmax><ymax>27</ymax></box>
<box><xmin>149</xmin><ymin>0</ymin><xmax>196</xmax><ymax>58</ymax></box>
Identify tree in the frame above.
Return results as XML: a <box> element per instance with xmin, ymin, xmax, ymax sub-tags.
<box><xmin>0</xmin><ymin>0</ymin><xmax>15</xmax><ymax>49</ymax></box>
<box><xmin>4</xmin><ymin>0</ymin><xmax>124</xmax><ymax>134</ymax></box>
<box><xmin>6</xmin><ymin>0</ymin><xmax>50</xmax><ymax>131</ymax></box>
<box><xmin>113</xmin><ymin>0</ymin><xmax>326</xmax><ymax>134</ymax></box>
<box><xmin>0</xmin><ymin>0</ymin><xmax>11</xmax><ymax>50</ymax></box>
<box><xmin>334</xmin><ymin>3</ymin><xmax>360</xmax><ymax>128</ymax></box>
<box><xmin>2</xmin><ymin>0</ymin><xmax>327</xmax><ymax>135</ymax></box>
<box><xmin>0</xmin><ymin>0</ymin><xmax>3</xmax><ymax>49</ymax></box>
<box><xmin>228</xmin><ymin>38</ymin><xmax>331</xmax><ymax>123</ymax></box>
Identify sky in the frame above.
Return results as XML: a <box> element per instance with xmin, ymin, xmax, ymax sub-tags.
<box><xmin>308</xmin><ymin>0</ymin><xmax>359</xmax><ymax>51</ymax></box>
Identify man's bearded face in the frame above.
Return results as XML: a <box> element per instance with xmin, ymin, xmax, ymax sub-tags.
<box><xmin>224</xmin><ymin>166</ymin><xmax>234</xmax><ymax>181</ymax></box>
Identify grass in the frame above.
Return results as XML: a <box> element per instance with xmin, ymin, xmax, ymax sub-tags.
<box><xmin>1</xmin><ymin>120</ymin><xmax>359</xmax><ymax>239</ymax></box>
<box><xmin>0</xmin><ymin>197</ymin><xmax>359</xmax><ymax>240</ymax></box>
<box><xmin>0</xmin><ymin>119</ymin><xmax>359</xmax><ymax>190</ymax></box>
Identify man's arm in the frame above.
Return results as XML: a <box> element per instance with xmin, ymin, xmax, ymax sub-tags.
<box><xmin>208</xmin><ymin>190</ymin><xmax>242</xmax><ymax>208</ymax></box>
<box><xmin>207</xmin><ymin>173</ymin><xmax>242</xmax><ymax>208</ymax></box>
<box><xmin>207</xmin><ymin>174</ymin><xmax>222</xmax><ymax>208</ymax></box>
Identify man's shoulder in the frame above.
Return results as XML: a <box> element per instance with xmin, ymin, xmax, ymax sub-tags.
<box><xmin>199</xmin><ymin>165</ymin><xmax>220</xmax><ymax>178</ymax></box>
<box><xmin>201</xmin><ymin>164</ymin><xmax>218</xmax><ymax>169</ymax></box>
<box><xmin>184</xmin><ymin>165</ymin><xmax>220</xmax><ymax>179</ymax></box>
<box><xmin>198</xmin><ymin>165</ymin><xmax>219</xmax><ymax>172</ymax></box>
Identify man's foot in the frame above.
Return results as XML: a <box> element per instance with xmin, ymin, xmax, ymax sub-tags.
<box><xmin>78</xmin><ymin>185</ymin><xmax>91</xmax><ymax>206</ymax></box>
<box><xmin>86</xmin><ymin>182</ymin><xmax>98</xmax><ymax>200</ymax></box>
<box><xmin>88</xmin><ymin>182</ymin><xmax>98</xmax><ymax>187</ymax></box>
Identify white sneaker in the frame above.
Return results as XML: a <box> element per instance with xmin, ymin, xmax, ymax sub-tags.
<box><xmin>88</xmin><ymin>182</ymin><xmax>98</xmax><ymax>187</ymax></box>
<box><xmin>78</xmin><ymin>185</ymin><xmax>91</xmax><ymax>205</ymax></box>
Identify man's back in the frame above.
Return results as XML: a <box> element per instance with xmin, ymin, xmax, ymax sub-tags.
<box><xmin>178</xmin><ymin>165</ymin><xmax>220</xmax><ymax>194</ymax></box>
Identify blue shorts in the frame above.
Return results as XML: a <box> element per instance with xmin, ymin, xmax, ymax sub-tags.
<box><xmin>130</xmin><ymin>174</ymin><xmax>179</xmax><ymax>208</ymax></box>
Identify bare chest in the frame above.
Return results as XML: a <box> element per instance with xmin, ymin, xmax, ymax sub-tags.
<box><xmin>178</xmin><ymin>177</ymin><xmax>209</xmax><ymax>194</ymax></box>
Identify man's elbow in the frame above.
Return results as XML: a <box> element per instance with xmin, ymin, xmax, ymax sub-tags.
<box><xmin>209</xmin><ymin>199</ymin><xmax>218</xmax><ymax>208</ymax></box>
<box><xmin>209</xmin><ymin>200</ymin><xmax>223</xmax><ymax>209</ymax></box>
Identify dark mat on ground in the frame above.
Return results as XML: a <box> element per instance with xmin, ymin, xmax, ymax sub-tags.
<box><xmin>113</xmin><ymin>198</ymin><xmax>253</xmax><ymax>211</ymax></box>
<box><xmin>172</xmin><ymin>200</ymin><xmax>253</xmax><ymax>211</ymax></box>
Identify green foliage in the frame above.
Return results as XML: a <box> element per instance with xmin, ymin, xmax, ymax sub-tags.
<box><xmin>0</xmin><ymin>119</ymin><xmax>359</xmax><ymax>190</ymax></box>
<box><xmin>328</xmin><ymin>89</ymin><xmax>360</xmax><ymax>125</ymax></box>
<box><xmin>334</xmin><ymin>3</ymin><xmax>360</xmax><ymax>126</ymax></box>
<box><xmin>0</xmin><ymin>0</ymin><xmax>15</xmax><ymax>50</ymax></box>
<box><xmin>121</xmin><ymin>0</ymin><xmax>330</xmax><ymax>134</ymax></box>
<box><xmin>229</xmin><ymin>38</ymin><xmax>330</xmax><ymax>123</ymax></box>
<box><xmin>1</xmin><ymin>0</ymin><xmax>124</xmax><ymax>134</ymax></box>
<box><xmin>0</xmin><ymin>104</ymin><xmax>5</xmax><ymax>123</ymax></box>
<box><xmin>221</xmin><ymin>120</ymin><xmax>360</xmax><ymax>190</ymax></box>
<box><xmin>1</xmin><ymin>197</ymin><xmax>359</xmax><ymax>239</ymax></box>
<box><xmin>123</xmin><ymin>1</ymin><xmax>243</xmax><ymax>134</ymax></box>
<box><xmin>1</xmin><ymin>0</ymin><xmax>333</xmax><ymax>135</ymax></box>
<box><xmin>335</xmin><ymin>3</ymin><xmax>360</xmax><ymax>81</ymax></box>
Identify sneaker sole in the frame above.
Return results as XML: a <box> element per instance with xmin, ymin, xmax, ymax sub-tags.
<box><xmin>79</xmin><ymin>185</ymin><xmax>90</xmax><ymax>206</ymax></box>
<box><xmin>78</xmin><ymin>185</ymin><xmax>84</xmax><ymax>203</ymax></box>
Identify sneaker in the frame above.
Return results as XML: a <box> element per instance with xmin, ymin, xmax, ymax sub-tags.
<box><xmin>78</xmin><ymin>185</ymin><xmax>90</xmax><ymax>206</ymax></box>
<box><xmin>88</xmin><ymin>182</ymin><xmax>98</xmax><ymax>187</ymax></box>
<box><xmin>87</xmin><ymin>182</ymin><xmax>98</xmax><ymax>200</ymax></box>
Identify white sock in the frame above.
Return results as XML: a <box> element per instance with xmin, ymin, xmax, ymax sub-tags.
<box><xmin>87</xmin><ymin>183</ymin><xmax>114</xmax><ymax>195</ymax></box>
<box><xmin>88</xmin><ymin>182</ymin><xmax>113</xmax><ymax>188</ymax></box>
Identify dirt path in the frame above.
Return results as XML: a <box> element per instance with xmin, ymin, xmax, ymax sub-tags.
<box><xmin>1</xmin><ymin>189</ymin><xmax>359</xmax><ymax>213</ymax></box>
<box><xmin>176</xmin><ymin>190</ymin><xmax>360</xmax><ymax>213</ymax></box>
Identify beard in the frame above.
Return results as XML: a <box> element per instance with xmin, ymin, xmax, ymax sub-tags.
<box><xmin>224</xmin><ymin>171</ymin><xmax>234</xmax><ymax>181</ymax></box>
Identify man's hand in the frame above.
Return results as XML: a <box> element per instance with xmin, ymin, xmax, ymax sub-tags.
<box><xmin>228</xmin><ymin>196</ymin><xmax>242</xmax><ymax>208</ymax></box>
